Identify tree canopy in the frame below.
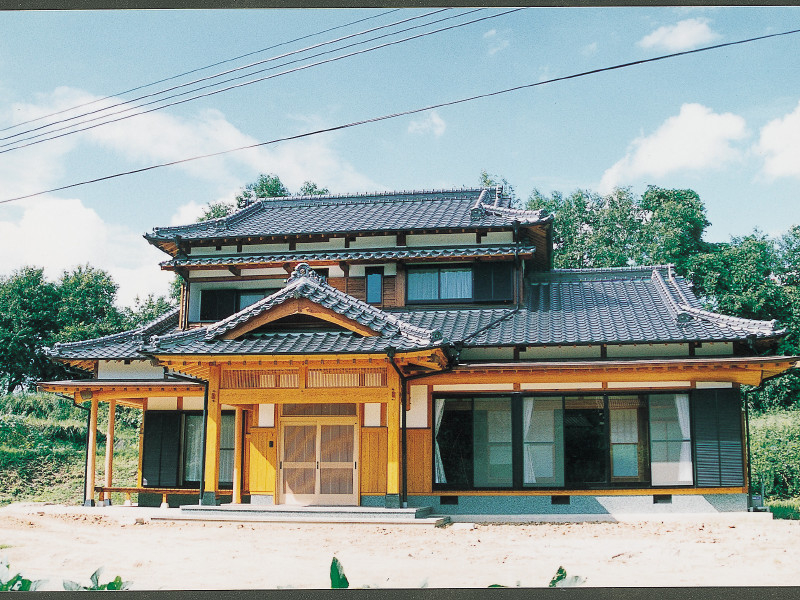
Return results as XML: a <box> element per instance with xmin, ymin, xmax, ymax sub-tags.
<box><xmin>0</xmin><ymin>265</ymin><xmax>174</xmax><ymax>393</ymax></box>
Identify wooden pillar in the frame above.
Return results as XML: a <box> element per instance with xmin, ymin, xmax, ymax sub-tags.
<box><xmin>137</xmin><ymin>399</ymin><xmax>147</xmax><ymax>488</ymax></box>
<box><xmin>85</xmin><ymin>397</ymin><xmax>99</xmax><ymax>507</ymax></box>
<box><xmin>203</xmin><ymin>365</ymin><xmax>222</xmax><ymax>504</ymax></box>
<box><xmin>232</xmin><ymin>406</ymin><xmax>244</xmax><ymax>504</ymax></box>
<box><xmin>385</xmin><ymin>369</ymin><xmax>400</xmax><ymax>507</ymax></box>
<box><xmin>102</xmin><ymin>398</ymin><xmax>116</xmax><ymax>505</ymax></box>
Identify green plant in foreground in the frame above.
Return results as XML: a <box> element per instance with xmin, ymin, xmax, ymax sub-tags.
<box><xmin>330</xmin><ymin>557</ymin><xmax>349</xmax><ymax>589</ymax></box>
<box><xmin>63</xmin><ymin>568</ymin><xmax>130</xmax><ymax>591</ymax></box>
<box><xmin>0</xmin><ymin>559</ymin><xmax>44</xmax><ymax>591</ymax></box>
<box><xmin>548</xmin><ymin>566</ymin><xmax>585</xmax><ymax>588</ymax></box>
<box><xmin>768</xmin><ymin>498</ymin><xmax>800</xmax><ymax>520</ymax></box>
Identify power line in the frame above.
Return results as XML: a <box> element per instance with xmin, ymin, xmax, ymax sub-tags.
<box><xmin>0</xmin><ymin>8</ymin><xmax>452</xmax><ymax>144</ymax></box>
<box><xmin>3</xmin><ymin>26</ymin><xmax>798</xmax><ymax>206</ymax></box>
<box><xmin>0</xmin><ymin>8</ymin><xmax>403</xmax><ymax>134</ymax></box>
<box><xmin>0</xmin><ymin>8</ymin><xmax>505</xmax><ymax>154</ymax></box>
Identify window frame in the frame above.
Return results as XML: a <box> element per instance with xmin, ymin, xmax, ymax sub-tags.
<box><xmin>406</xmin><ymin>263</ymin><xmax>514</xmax><ymax>305</ymax></box>
<box><xmin>432</xmin><ymin>392</ymin><xmax>691</xmax><ymax>492</ymax></box>
<box><xmin>365</xmin><ymin>266</ymin><xmax>384</xmax><ymax>304</ymax></box>
<box><xmin>199</xmin><ymin>289</ymin><xmax>269</xmax><ymax>322</ymax></box>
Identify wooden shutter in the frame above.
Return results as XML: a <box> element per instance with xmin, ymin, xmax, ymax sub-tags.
<box><xmin>474</xmin><ymin>262</ymin><xmax>514</xmax><ymax>302</ymax></box>
<box><xmin>691</xmin><ymin>389</ymin><xmax>744</xmax><ymax>487</ymax></box>
<box><xmin>142</xmin><ymin>412</ymin><xmax>181</xmax><ymax>487</ymax></box>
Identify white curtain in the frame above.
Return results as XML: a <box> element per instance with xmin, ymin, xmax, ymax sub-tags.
<box><xmin>440</xmin><ymin>269</ymin><xmax>472</xmax><ymax>299</ymax></box>
<box><xmin>408</xmin><ymin>270</ymin><xmax>438</xmax><ymax>301</ymax></box>
<box><xmin>434</xmin><ymin>398</ymin><xmax>447</xmax><ymax>484</ymax></box>
<box><xmin>523</xmin><ymin>398</ymin><xmax>536</xmax><ymax>483</ymax></box>
<box><xmin>675</xmin><ymin>393</ymin><xmax>693</xmax><ymax>484</ymax></box>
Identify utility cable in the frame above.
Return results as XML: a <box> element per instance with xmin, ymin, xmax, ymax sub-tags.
<box><xmin>3</xmin><ymin>25</ymin><xmax>798</xmax><ymax>205</ymax></box>
<box><xmin>0</xmin><ymin>8</ymin><xmax>474</xmax><ymax>151</ymax></box>
<box><xmin>0</xmin><ymin>8</ymin><xmax>402</xmax><ymax>134</ymax></box>
<box><xmin>0</xmin><ymin>8</ymin><xmax>450</xmax><ymax>144</ymax></box>
<box><xmin>0</xmin><ymin>8</ymin><xmax>503</xmax><ymax>154</ymax></box>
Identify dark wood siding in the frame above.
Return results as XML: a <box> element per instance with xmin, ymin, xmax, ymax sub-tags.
<box><xmin>692</xmin><ymin>389</ymin><xmax>744</xmax><ymax>487</ymax></box>
<box><xmin>142</xmin><ymin>412</ymin><xmax>181</xmax><ymax>487</ymax></box>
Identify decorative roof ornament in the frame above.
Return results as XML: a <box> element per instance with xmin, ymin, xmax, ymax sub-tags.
<box><xmin>470</xmin><ymin>205</ymin><xmax>486</xmax><ymax>222</ymax></box>
<box><xmin>288</xmin><ymin>262</ymin><xmax>325</xmax><ymax>284</ymax></box>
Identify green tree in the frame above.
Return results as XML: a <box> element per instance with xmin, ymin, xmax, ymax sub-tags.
<box><xmin>638</xmin><ymin>186</ymin><xmax>710</xmax><ymax>275</ymax></box>
<box><xmin>298</xmin><ymin>181</ymin><xmax>329</xmax><ymax>196</ymax></box>
<box><xmin>198</xmin><ymin>201</ymin><xmax>235</xmax><ymax>222</ymax></box>
<box><xmin>55</xmin><ymin>264</ymin><xmax>125</xmax><ymax>343</ymax></box>
<box><xmin>235</xmin><ymin>173</ymin><xmax>290</xmax><ymax>208</ymax></box>
<box><xmin>0</xmin><ymin>267</ymin><xmax>61</xmax><ymax>393</ymax></box>
<box><xmin>689</xmin><ymin>233</ymin><xmax>791</xmax><ymax>323</ymax></box>
<box><xmin>121</xmin><ymin>294</ymin><xmax>175</xmax><ymax>330</ymax></box>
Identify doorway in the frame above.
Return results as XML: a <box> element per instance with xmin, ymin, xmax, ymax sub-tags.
<box><xmin>279</xmin><ymin>416</ymin><xmax>359</xmax><ymax>506</ymax></box>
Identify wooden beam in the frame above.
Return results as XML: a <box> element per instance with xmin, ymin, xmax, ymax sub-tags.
<box><xmin>220</xmin><ymin>387</ymin><xmax>389</xmax><ymax>405</ymax></box>
<box><xmin>203</xmin><ymin>365</ymin><xmax>222</xmax><ymax>498</ymax></box>
<box><xmin>102</xmin><ymin>398</ymin><xmax>116</xmax><ymax>504</ymax></box>
<box><xmin>386</xmin><ymin>368</ymin><xmax>400</xmax><ymax>496</ymax></box>
<box><xmin>233</xmin><ymin>407</ymin><xmax>244</xmax><ymax>504</ymax></box>
<box><xmin>86</xmin><ymin>398</ymin><xmax>99</xmax><ymax>506</ymax></box>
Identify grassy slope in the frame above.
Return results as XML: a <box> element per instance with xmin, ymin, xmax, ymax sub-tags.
<box><xmin>0</xmin><ymin>393</ymin><xmax>140</xmax><ymax>506</ymax></box>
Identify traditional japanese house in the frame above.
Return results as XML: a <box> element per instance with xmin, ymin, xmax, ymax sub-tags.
<box><xmin>40</xmin><ymin>187</ymin><xmax>797</xmax><ymax>516</ymax></box>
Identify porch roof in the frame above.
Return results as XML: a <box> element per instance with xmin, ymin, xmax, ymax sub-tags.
<box><xmin>45</xmin><ymin>266</ymin><xmax>785</xmax><ymax>362</ymax></box>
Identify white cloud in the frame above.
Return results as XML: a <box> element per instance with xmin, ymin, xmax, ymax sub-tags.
<box><xmin>483</xmin><ymin>28</ymin><xmax>510</xmax><ymax>55</ymax></box>
<box><xmin>599</xmin><ymin>103</ymin><xmax>746</xmax><ymax>193</ymax></box>
<box><xmin>638</xmin><ymin>18</ymin><xmax>721</xmax><ymax>52</ymax></box>
<box><xmin>407</xmin><ymin>111</ymin><xmax>446</xmax><ymax>138</ymax></box>
<box><xmin>0</xmin><ymin>196</ymin><xmax>172</xmax><ymax>307</ymax></box>
<box><xmin>0</xmin><ymin>86</ymin><xmax>383</xmax><ymax>304</ymax></box>
<box><xmin>483</xmin><ymin>29</ymin><xmax>496</xmax><ymax>38</ymax></box>
<box><xmin>582</xmin><ymin>42</ymin><xmax>598</xmax><ymax>56</ymax></box>
<box><xmin>754</xmin><ymin>100</ymin><xmax>800</xmax><ymax>179</ymax></box>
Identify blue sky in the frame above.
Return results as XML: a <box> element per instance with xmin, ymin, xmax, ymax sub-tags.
<box><xmin>0</xmin><ymin>7</ymin><xmax>799</xmax><ymax>306</ymax></box>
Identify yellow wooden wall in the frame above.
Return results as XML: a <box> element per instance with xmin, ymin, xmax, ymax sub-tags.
<box><xmin>406</xmin><ymin>429</ymin><xmax>432</xmax><ymax>494</ymax></box>
<box><xmin>360</xmin><ymin>427</ymin><xmax>387</xmax><ymax>494</ymax></box>
<box><xmin>248</xmin><ymin>428</ymin><xmax>276</xmax><ymax>494</ymax></box>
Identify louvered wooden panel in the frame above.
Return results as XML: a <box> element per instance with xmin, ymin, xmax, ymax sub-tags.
<box><xmin>406</xmin><ymin>429</ymin><xmax>432</xmax><ymax>494</ymax></box>
<box><xmin>383</xmin><ymin>276</ymin><xmax>397</xmax><ymax>306</ymax></box>
<box><xmin>222</xmin><ymin>370</ymin><xmax>298</xmax><ymax>389</ymax></box>
<box><xmin>327</xmin><ymin>277</ymin><xmax>347</xmax><ymax>293</ymax></box>
<box><xmin>360</xmin><ymin>427</ymin><xmax>387</xmax><ymax>494</ymax></box>
<box><xmin>348</xmin><ymin>277</ymin><xmax>367</xmax><ymax>302</ymax></box>
<box><xmin>692</xmin><ymin>389</ymin><xmax>722</xmax><ymax>486</ymax></box>
<box><xmin>717</xmin><ymin>390</ymin><xmax>745</xmax><ymax>486</ymax></box>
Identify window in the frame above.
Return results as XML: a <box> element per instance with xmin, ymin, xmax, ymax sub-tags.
<box><xmin>365</xmin><ymin>267</ymin><xmax>383</xmax><ymax>304</ymax></box>
<box><xmin>407</xmin><ymin>267</ymin><xmax>472</xmax><ymax>302</ymax></box>
<box><xmin>199</xmin><ymin>289</ymin><xmax>268</xmax><ymax>321</ymax></box>
<box><xmin>143</xmin><ymin>411</ymin><xmax>236</xmax><ymax>488</ymax></box>
<box><xmin>474</xmin><ymin>262</ymin><xmax>514</xmax><ymax>302</ymax></box>
<box><xmin>649</xmin><ymin>394</ymin><xmax>693</xmax><ymax>486</ymax></box>
<box><xmin>407</xmin><ymin>263</ymin><xmax>513</xmax><ymax>303</ymax></box>
<box><xmin>435</xmin><ymin>393</ymin><xmax>654</xmax><ymax>491</ymax></box>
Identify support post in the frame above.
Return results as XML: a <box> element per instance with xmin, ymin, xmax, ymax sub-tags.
<box><xmin>233</xmin><ymin>406</ymin><xmax>244</xmax><ymax>504</ymax></box>
<box><xmin>84</xmin><ymin>398</ymin><xmax>99</xmax><ymax>507</ymax></box>
<box><xmin>385</xmin><ymin>369</ymin><xmax>401</xmax><ymax>508</ymax></box>
<box><xmin>202</xmin><ymin>365</ymin><xmax>222</xmax><ymax>505</ymax></box>
<box><xmin>101</xmin><ymin>398</ymin><xmax>116</xmax><ymax>506</ymax></box>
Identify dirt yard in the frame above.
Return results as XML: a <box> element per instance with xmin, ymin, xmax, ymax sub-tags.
<box><xmin>1</xmin><ymin>503</ymin><xmax>798</xmax><ymax>590</ymax></box>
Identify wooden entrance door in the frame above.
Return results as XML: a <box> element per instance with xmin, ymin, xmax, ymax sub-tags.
<box><xmin>280</xmin><ymin>418</ymin><xmax>358</xmax><ymax>506</ymax></box>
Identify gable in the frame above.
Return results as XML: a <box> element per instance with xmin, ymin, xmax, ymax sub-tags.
<box><xmin>219</xmin><ymin>297</ymin><xmax>379</xmax><ymax>340</ymax></box>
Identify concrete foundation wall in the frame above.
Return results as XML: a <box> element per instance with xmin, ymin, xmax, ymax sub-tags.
<box><xmin>360</xmin><ymin>493</ymin><xmax>748</xmax><ymax>515</ymax></box>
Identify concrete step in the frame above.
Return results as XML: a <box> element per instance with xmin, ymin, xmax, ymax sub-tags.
<box><xmin>151</xmin><ymin>512</ymin><xmax>450</xmax><ymax>526</ymax></box>
<box><xmin>173</xmin><ymin>503</ymin><xmax>435</xmax><ymax>521</ymax></box>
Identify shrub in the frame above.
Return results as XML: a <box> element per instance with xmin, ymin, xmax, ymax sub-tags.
<box><xmin>750</xmin><ymin>410</ymin><xmax>800</xmax><ymax>499</ymax></box>
<box><xmin>767</xmin><ymin>498</ymin><xmax>800</xmax><ymax>520</ymax></box>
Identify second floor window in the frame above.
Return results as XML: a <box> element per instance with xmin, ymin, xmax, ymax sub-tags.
<box><xmin>407</xmin><ymin>267</ymin><xmax>472</xmax><ymax>302</ymax></box>
<box><xmin>200</xmin><ymin>289</ymin><xmax>267</xmax><ymax>321</ymax></box>
<box><xmin>365</xmin><ymin>267</ymin><xmax>383</xmax><ymax>304</ymax></box>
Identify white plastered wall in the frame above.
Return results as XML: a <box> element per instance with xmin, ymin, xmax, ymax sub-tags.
<box><xmin>363</xmin><ymin>403</ymin><xmax>381</xmax><ymax>427</ymax></box>
<box><xmin>407</xmin><ymin>233</ymin><xmax>476</xmax><ymax>247</ymax></box>
<box><xmin>519</xmin><ymin>346</ymin><xmax>603</xmax><ymax>360</ymax></box>
<box><xmin>407</xmin><ymin>385</ymin><xmax>428</xmax><ymax>428</ymax></box>
<box><xmin>606</xmin><ymin>344</ymin><xmax>690</xmax><ymax>358</ymax></box>
<box><xmin>694</xmin><ymin>342</ymin><xmax>734</xmax><ymax>356</ymax></box>
<box><xmin>459</xmin><ymin>347</ymin><xmax>515</xmax><ymax>361</ymax></box>
<box><xmin>98</xmin><ymin>360</ymin><xmax>164</xmax><ymax>380</ymax></box>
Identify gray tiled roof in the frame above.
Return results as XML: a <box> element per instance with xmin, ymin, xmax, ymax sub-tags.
<box><xmin>148</xmin><ymin>263</ymin><xmax>443</xmax><ymax>355</ymax></box>
<box><xmin>46</xmin><ymin>306</ymin><xmax>180</xmax><ymax>361</ymax></box>
<box><xmin>161</xmin><ymin>244</ymin><xmax>534</xmax><ymax>269</ymax></box>
<box><xmin>145</xmin><ymin>188</ymin><xmax>551</xmax><ymax>246</ymax></box>
<box><xmin>47</xmin><ymin>266</ymin><xmax>785</xmax><ymax>361</ymax></box>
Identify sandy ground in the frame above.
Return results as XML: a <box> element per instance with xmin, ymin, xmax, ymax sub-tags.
<box><xmin>1</xmin><ymin>503</ymin><xmax>798</xmax><ymax>590</ymax></box>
